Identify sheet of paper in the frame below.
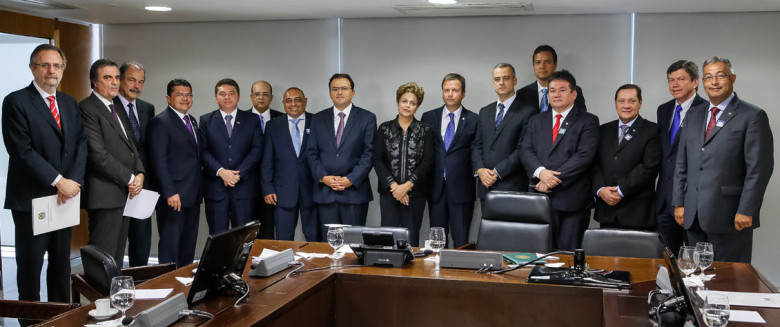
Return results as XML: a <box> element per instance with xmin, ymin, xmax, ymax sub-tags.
<box><xmin>729</xmin><ymin>310</ymin><xmax>766</xmax><ymax>323</ymax></box>
<box><xmin>134</xmin><ymin>288</ymin><xmax>173</xmax><ymax>299</ymax></box>
<box><xmin>252</xmin><ymin>248</ymin><xmax>281</xmax><ymax>263</ymax></box>
<box><xmin>296</xmin><ymin>252</ymin><xmax>330</xmax><ymax>259</ymax></box>
<box><xmin>683</xmin><ymin>276</ymin><xmax>705</xmax><ymax>287</ymax></box>
<box><xmin>698</xmin><ymin>290</ymin><xmax>780</xmax><ymax>308</ymax></box>
<box><xmin>123</xmin><ymin>189</ymin><xmax>160</xmax><ymax>219</ymax></box>
<box><xmin>31</xmin><ymin>193</ymin><xmax>81</xmax><ymax>236</ymax></box>
<box><xmin>175</xmin><ymin>277</ymin><xmax>193</xmax><ymax>286</ymax></box>
<box><xmin>336</xmin><ymin>244</ymin><xmax>354</xmax><ymax>254</ymax></box>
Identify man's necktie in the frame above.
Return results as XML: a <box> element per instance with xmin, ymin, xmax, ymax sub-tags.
<box><xmin>127</xmin><ymin>103</ymin><xmax>141</xmax><ymax>144</ymax></box>
<box><xmin>260</xmin><ymin>115</ymin><xmax>265</xmax><ymax>134</ymax></box>
<box><xmin>540</xmin><ymin>89</ymin><xmax>549</xmax><ymax>113</ymax></box>
<box><xmin>291</xmin><ymin>118</ymin><xmax>302</xmax><ymax>157</ymax></box>
<box><xmin>183</xmin><ymin>115</ymin><xmax>197</xmax><ymax>142</ymax></box>
<box><xmin>444</xmin><ymin>113</ymin><xmax>455</xmax><ymax>151</ymax></box>
<box><xmin>705</xmin><ymin>107</ymin><xmax>719</xmax><ymax>139</ymax></box>
<box><xmin>669</xmin><ymin>104</ymin><xmax>682</xmax><ymax>145</ymax></box>
<box><xmin>495</xmin><ymin>103</ymin><xmax>505</xmax><ymax>130</ymax></box>
<box><xmin>619</xmin><ymin>124</ymin><xmax>629</xmax><ymax>144</ymax></box>
<box><xmin>225</xmin><ymin>115</ymin><xmax>233</xmax><ymax>138</ymax></box>
<box><xmin>336</xmin><ymin>112</ymin><xmax>346</xmax><ymax>147</ymax></box>
<box><xmin>552</xmin><ymin>114</ymin><xmax>562</xmax><ymax>143</ymax></box>
<box><xmin>46</xmin><ymin>95</ymin><xmax>60</xmax><ymax>128</ymax></box>
<box><xmin>108</xmin><ymin>104</ymin><xmax>121</xmax><ymax>125</ymax></box>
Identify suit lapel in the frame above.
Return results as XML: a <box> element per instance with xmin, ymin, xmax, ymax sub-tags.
<box><xmin>212</xmin><ymin>110</ymin><xmax>231</xmax><ymax>141</ymax></box>
<box><xmin>704</xmin><ymin>96</ymin><xmax>738</xmax><ymax>145</ymax></box>
<box><xmin>484</xmin><ymin>102</ymin><xmax>497</xmax><ymax>146</ymax></box>
<box><xmin>168</xmin><ymin>108</ymin><xmax>197</xmax><ymax>150</ymax></box>
<box><xmin>27</xmin><ymin>85</ymin><xmax>62</xmax><ymax>136</ymax></box>
<box><xmin>540</xmin><ymin>110</ymin><xmax>553</xmax><ymax>155</ymax></box>
<box><xmin>338</xmin><ymin>107</ymin><xmax>360</xmax><ymax>150</ymax></box>
<box><xmin>449</xmin><ymin>108</ymin><xmax>470</xmax><ymax>153</ymax></box>
<box><xmin>431</xmin><ymin>107</ymin><xmax>444</xmax><ymax>142</ymax></box>
<box><xmin>92</xmin><ymin>94</ymin><xmax>133</xmax><ymax>149</ymax></box>
<box><xmin>300</xmin><ymin>113</ymin><xmax>312</xmax><ymax>161</ymax></box>
<box><xmin>493</xmin><ymin>101</ymin><xmax>517</xmax><ymax>141</ymax></box>
<box><xmin>326</xmin><ymin>107</ymin><xmax>339</xmax><ymax>149</ymax></box>
<box><xmin>615</xmin><ymin>117</ymin><xmax>643</xmax><ymax>154</ymax></box>
<box><xmin>550</xmin><ymin>107</ymin><xmax>580</xmax><ymax>152</ymax></box>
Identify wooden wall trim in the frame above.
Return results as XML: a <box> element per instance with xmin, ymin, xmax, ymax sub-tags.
<box><xmin>0</xmin><ymin>9</ymin><xmax>55</xmax><ymax>39</ymax></box>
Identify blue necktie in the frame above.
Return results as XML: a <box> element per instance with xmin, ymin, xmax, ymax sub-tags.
<box><xmin>540</xmin><ymin>88</ymin><xmax>549</xmax><ymax>112</ymax></box>
<box><xmin>260</xmin><ymin>115</ymin><xmax>265</xmax><ymax>133</ymax></box>
<box><xmin>127</xmin><ymin>103</ymin><xmax>141</xmax><ymax>144</ymax></box>
<box><xmin>495</xmin><ymin>103</ymin><xmax>505</xmax><ymax>130</ymax></box>
<box><xmin>669</xmin><ymin>105</ymin><xmax>682</xmax><ymax>145</ymax></box>
<box><xmin>291</xmin><ymin>118</ymin><xmax>301</xmax><ymax>157</ymax></box>
<box><xmin>444</xmin><ymin>113</ymin><xmax>455</xmax><ymax>150</ymax></box>
<box><xmin>225</xmin><ymin>115</ymin><xmax>233</xmax><ymax>138</ymax></box>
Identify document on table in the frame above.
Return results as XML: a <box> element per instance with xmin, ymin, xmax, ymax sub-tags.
<box><xmin>123</xmin><ymin>189</ymin><xmax>160</xmax><ymax>219</ymax></box>
<box><xmin>31</xmin><ymin>193</ymin><xmax>81</xmax><ymax>236</ymax></box>
<box><xmin>134</xmin><ymin>288</ymin><xmax>173</xmax><ymax>299</ymax></box>
<box><xmin>698</xmin><ymin>290</ymin><xmax>780</xmax><ymax>308</ymax></box>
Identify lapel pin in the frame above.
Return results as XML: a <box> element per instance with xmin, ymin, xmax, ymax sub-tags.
<box><xmin>625</xmin><ymin>134</ymin><xmax>633</xmax><ymax>141</ymax></box>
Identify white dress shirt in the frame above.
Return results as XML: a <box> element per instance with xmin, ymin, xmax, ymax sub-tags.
<box><xmin>440</xmin><ymin>106</ymin><xmax>462</xmax><ymax>138</ymax></box>
<box><xmin>534</xmin><ymin>104</ymin><xmax>574</xmax><ymax>178</ymax></box>
<box><xmin>333</xmin><ymin>103</ymin><xmax>353</xmax><ymax>135</ymax></box>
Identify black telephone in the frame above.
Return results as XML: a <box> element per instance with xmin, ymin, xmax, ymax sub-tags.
<box><xmin>349</xmin><ymin>232</ymin><xmax>414</xmax><ymax>267</ymax></box>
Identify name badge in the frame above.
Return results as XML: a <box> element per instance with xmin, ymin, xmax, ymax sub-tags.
<box><xmin>306</xmin><ymin>129</ymin><xmax>311</xmax><ymax>134</ymax></box>
<box><xmin>716</xmin><ymin>120</ymin><xmax>725</xmax><ymax>127</ymax></box>
<box><xmin>625</xmin><ymin>134</ymin><xmax>633</xmax><ymax>141</ymax></box>
<box><xmin>558</xmin><ymin>128</ymin><xmax>567</xmax><ymax>135</ymax></box>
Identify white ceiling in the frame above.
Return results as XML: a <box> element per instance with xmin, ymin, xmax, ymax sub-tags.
<box><xmin>2</xmin><ymin>0</ymin><xmax>780</xmax><ymax>25</ymax></box>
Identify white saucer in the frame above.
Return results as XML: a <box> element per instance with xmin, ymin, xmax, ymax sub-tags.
<box><xmin>88</xmin><ymin>308</ymin><xmax>118</xmax><ymax>320</ymax></box>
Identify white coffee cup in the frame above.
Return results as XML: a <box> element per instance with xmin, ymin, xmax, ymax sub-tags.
<box><xmin>95</xmin><ymin>298</ymin><xmax>111</xmax><ymax>315</ymax></box>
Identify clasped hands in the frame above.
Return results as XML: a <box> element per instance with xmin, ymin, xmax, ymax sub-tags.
<box><xmin>477</xmin><ymin>168</ymin><xmax>498</xmax><ymax>188</ymax></box>
<box><xmin>535</xmin><ymin>169</ymin><xmax>562</xmax><ymax>193</ymax></box>
<box><xmin>598</xmin><ymin>186</ymin><xmax>622</xmax><ymax>206</ymax></box>
<box><xmin>390</xmin><ymin>182</ymin><xmax>412</xmax><ymax>206</ymax></box>
<box><xmin>322</xmin><ymin>175</ymin><xmax>352</xmax><ymax>191</ymax></box>
<box><xmin>55</xmin><ymin>178</ymin><xmax>81</xmax><ymax>205</ymax></box>
<box><xmin>128</xmin><ymin>173</ymin><xmax>144</xmax><ymax>200</ymax></box>
<box><xmin>219</xmin><ymin>169</ymin><xmax>241</xmax><ymax>187</ymax></box>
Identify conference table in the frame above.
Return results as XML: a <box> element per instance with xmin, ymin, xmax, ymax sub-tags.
<box><xmin>40</xmin><ymin>240</ymin><xmax>779</xmax><ymax>326</ymax></box>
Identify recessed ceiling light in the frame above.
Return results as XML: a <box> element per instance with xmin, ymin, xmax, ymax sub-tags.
<box><xmin>428</xmin><ymin>0</ymin><xmax>457</xmax><ymax>4</ymax></box>
<box><xmin>145</xmin><ymin>6</ymin><xmax>172</xmax><ymax>12</ymax></box>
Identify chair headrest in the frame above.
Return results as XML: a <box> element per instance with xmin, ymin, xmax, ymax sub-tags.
<box><xmin>80</xmin><ymin>245</ymin><xmax>122</xmax><ymax>296</ymax></box>
<box><xmin>483</xmin><ymin>191</ymin><xmax>552</xmax><ymax>224</ymax></box>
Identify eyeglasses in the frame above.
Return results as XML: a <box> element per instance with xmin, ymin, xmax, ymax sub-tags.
<box><xmin>330</xmin><ymin>86</ymin><xmax>351</xmax><ymax>92</ymax></box>
<box><xmin>253</xmin><ymin>92</ymin><xmax>271</xmax><ymax>98</ymax></box>
<box><xmin>33</xmin><ymin>63</ymin><xmax>64</xmax><ymax>70</ymax></box>
<box><xmin>702</xmin><ymin>73</ymin><xmax>733</xmax><ymax>82</ymax></box>
<box><xmin>174</xmin><ymin>93</ymin><xmax>193</xmax><ymax>98</ymax></box>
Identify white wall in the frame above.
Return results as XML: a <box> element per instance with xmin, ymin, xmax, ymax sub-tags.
<box><xmin>102</xmin><ymin>12</ymin><xmax>780</xmax><ymax>285</ymax></box>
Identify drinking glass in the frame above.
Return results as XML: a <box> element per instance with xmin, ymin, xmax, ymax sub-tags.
<box><xmin>702</xmin><ymin>293</ymin><xmax>730</xmax><ymax>327</ymax></box>
<box><xmin>327</xmin><ymin>226</ymin><xmax>345</xmax><ymax>259</ymax></box>
<box><xmin>678</xmin><ymin>246</ymin><xmax>697</xmax><ymax>278</ymax></box>
<box><xmin>429</xmin><ymin>227</ymin><xmax>446</xmax><ymax>260</ymax></box>
<box><xmin>695</xmin><ymin>242</ymin><xmax>714</xmax><ymax>277</ymax></box>
<box><xmin>110</xmin><ymin>276</ymin><xmax>135</xmax><ymax>321</ymax></box>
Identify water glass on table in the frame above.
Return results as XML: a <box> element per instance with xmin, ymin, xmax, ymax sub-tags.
<box><xmin>110</xmin><ymin>276</ymin><xmax>135</xmax><ymax>321</ymax></box>
<box><xmin>702</xmin><ymin>293</ymin><xmax>730</xmax><ymax>327</ymax></box>
<box><xmin>678</xmin><ymin>246</ymin><xmax>697</xmax><ymax>278</ymax></box>
<box><xmin>695</xmin><ymin>242</ymin><xmax>714</xmax><ymax>279</ymax></box>
<box><xmin>327</xmin><ymin>226</ymin><xmax>345</xmax><ymax>259</ymax></box>
<box><xmin>429</xmin><ymin>227</ymin><xmax>446</xmax><ymax>261</ymax></box>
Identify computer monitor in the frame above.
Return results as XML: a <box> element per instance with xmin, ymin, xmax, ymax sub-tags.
<box><xmin>661</xmin><ymin>240</ymin><xmax>702</xmax><ymax>326</ymax></box>
<box><xmin>187</xmin><ymin>221</ymin><xmax>260</xmax><ymax>306</ymax></box>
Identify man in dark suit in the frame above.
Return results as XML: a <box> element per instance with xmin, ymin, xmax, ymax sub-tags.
<box><xmin>2</xmin><ymin>44</ymin><xmax>86</xmax><ymax>302</ymax></box>
<box><xmin>421</xmin><ymin>73</ymin><xmax>478</xmax><ymax>248</ymax></box>
<box><xmin>592</xmin><ymin>84</ymin><xmax>660</xmax><ymax>230</ymax></box>
<box><xmin>306</xmin><ymin>73</ymin><xmax>375</xmax><ymax>234</ymax></box>
<box><xmin>655</xmin><ymin>60</ymin><xmax>705</xmax><ymax>253</ymax></box>
<box><xmin>114</xmin><ymin>61</ymin><xmax>155</xmax><ymax>267</ymax></box>
<box><xmin>200</xmin><ymin>78</ymin><xmax>263</xmax><ymax>235</ymax></box>
<box><xmin>261</xmin><ymin>87</ymin><xmax>318</xmax><ymax>241</ymax></box>
<box><xmin>148</xmin><ymin>79</ymin><xmax>201</xmax><ymax>267</ymax></box>
<box><xmin>472</xmin><ymin>63</ymin><xmax>535</xmax><ymax>203</ymax></box>
<box><xmin>516</xmin><ymin>45</ymin><xmax>586</xmax><ymax>113</ymax></box>
<box><xmin>521</xmin><ymin>70</ymin><xmax>599</xmax><ymax>251</ymax></box>
<box><xmin>673</xmin><ymin>57</ymin><xmax>773</xmax><ymax>263</ymax></box>
<box><xmin>249</xmin><ymin>80</ymin><xmax>284</xmax><ymax>239</ymax></box>
<box><xmin>80</xmin><ymin>58</ymin><xmax>145</xmax><ymax>267</ymax></box>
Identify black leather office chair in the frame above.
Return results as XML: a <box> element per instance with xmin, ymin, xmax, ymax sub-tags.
<box><xmin>471</xmin><ymin>191</ymin><xmax>553</xmax><ymax>253</ymax></box>
<box><xmin>342</xmin><ymin>226</ymin><xmax>410</xmax><ymax>245</ymax></box>
<box><xmin>71</xmin><ymin>245</ymin><xmax>176</xmax><ymax>303</ymax></box>
<box><xmin>581</xmin><ymin>229</ymin><xmax>665</xmax><ymax>259</ymax></box>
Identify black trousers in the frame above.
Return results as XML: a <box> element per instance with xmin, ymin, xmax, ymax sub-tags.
<box><xmin>428</xmin><ymin>183</ymin><xmax>474</xmax><ymax>248</ymax></box>
<box><xmin>379</xmin><ymin>194</ymin><xmax>426</xmax><ymax>247</ymax></box>
<box><xmin>127</xmin><ymin>216</ymin><xmax>151</xmax><ymax>267</ymax></box>
<box><xmin>12</xmin><ymin>210</ymin><xmax>71</xmax><ymax>302</ymax></box>
<box><xmin>255</xmin><ymin>197</ymin><xmax>276</xmax><ymax>239</ymax></box>
<box><xmin>156</xmin><ymin>204</ymin><xmax>200</xmax><ymax>268</ymax></box>
<box><xmin>656</xmin><ymin>210</ymin><xmax>686</xmax><ymax>255</ymax></box>
<box><xmin>317</xmin><ymin>202</ymin><xmax>369</xmax><ymax>240</ymax></box>
<box><xmin>275</xmin><ymin>202</ymin><xmax>319</xmax><ymax>242</ymax></box>
<box><xmin>88</xmin><ymin>207</ymin><xmax>130</xmax><ymax>267</ymax></box>
<box><xmin>552</xmin><ymin>209</ymin><xmax>590</xmax><ymax>251</ymax></box>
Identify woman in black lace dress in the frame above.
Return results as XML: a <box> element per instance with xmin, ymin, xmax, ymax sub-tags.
<box><xmin>373</xmin><ymin>82</ymin><xmax>433</xmax><ymax>246</ymax></box>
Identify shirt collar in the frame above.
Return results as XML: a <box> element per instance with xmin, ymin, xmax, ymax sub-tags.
<box><xmin>117</xmin><ymin>93</ymin><xmax>135</xmax><ymax>110</ymax></box>
<box><xmin>442</xmin><ymin>105</ymin><xmax>462</xmax><ymax>119</ymax></box>
<box><xmin>497</xmin><ymin>93</ymin><xmax>517</xmax><ymax>110</ymax></box>
<box><xmin>220</xmin><ymin>108</ymin><xmax>238</xmax><ymax>120</ymax></box>
<box><xmin>93</xmin><ymin>91</ymin><xmax>113</xmax><ymax>107</ymax></box>
<box><xmin>709</xmin><ymin>92</ymin><xmax>735</xmax><ymax>111</ymax></box>
<box><xmin>553</xmin><ymin>104</ymin><xmax>574</xmax><ymax>120</ymax></box>
<box><xmin>334</xmin><ymin>103</ymin><xmax>353</xmax><ymax>117</ymax></box>
<box><xmin>288</xmin><ymin>114</ymin><xmax>305</xmax><ymax>121</ymax></box>
<box><xmin>619</xmin><ymin>115</ymin><xmax>639</xmax><ymax>128</ymax></box>
<box><xmin>676</xmin><ymin>93</ymin><xmax>697</xmax><ymax>111</ymax></box>
<box><xmin>169</xmin><ymin>106</ymin><xmax>188</xmax><ymax>119</ymax></box>
<box><xmin>536</xmin><ymin>80</ymin><xmax>547</xmax><ymax>93</ymax></box>
<box><xmin>32</xmin><ymin>81</ymin><xmax>55</xmax><ymax>98</ymax></box>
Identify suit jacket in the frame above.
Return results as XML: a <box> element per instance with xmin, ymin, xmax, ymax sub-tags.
<box><xmin>421</xmin><ymin>106</ymin><xmax>478</xmax><ymax>203</ymax></box>
<box><xmin>673</xmin><ymin>94</ymin><xmax>773</xmax><ymax>233</ymax></box>
<box><xmin>305</xmin><ymin>105</ymin><xmax>376</xmax><ymax>204</ymax></box>
<box><xmin>199</xmin><ymin>108</ymin><xmax>263</xmax><ymax>201</ymax></box>
<box><xmin>80</xmin><ymin>93</ymin><xmax>145</xmax><ymax>209</ymax></box>
<box><xmin>654</xmin><ymin>94</ymin><xmax>706</xmax><ymax>215</ymax></box>
<box><xmin>112</xmin><ymin>97</ymin><xmax>154</xmax><ymax>166</ymax></box>
<box><xmin>517</xmin><ymin>81</ymin><xmax>587</xmax><ymax>112</ymax></box>
<box><xmin>2</xmin><ymin>82</ymin><xmax>87</xmax><ymax>211</ymax></box>
<box><xmin>521</xmin><ymin>105</ymin><xmax>600</xmax><ymax>212</ymax></box>
<box><xmin>471</xmin><ymin>97</ymin><xmax>536</xmax><ymax>199</ymax></box>
<box><xmin>592</xmin><ymin>116</ymin><xmax>661</xmax><ymax>228</ymax></box>
<box><xmin>147</xmin><ymin>107</ymin><xmax>202</xmax><ymax>207</ymax></box>
<box><xmin>261</xmin><ymin>113</ymin><xmax>314</xmax><ymax>208</ymax></box>
<box><xmin>250</xmin><ymin>108</ymin><xmax>284</xmax><ymax>196</ymax></box>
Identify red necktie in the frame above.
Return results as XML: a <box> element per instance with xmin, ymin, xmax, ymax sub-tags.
<box><xmin>47</xmin><ymin>95</ymin><xmax>61</xmax><ymax>128</ymax></box>
<box><xmin>552</xmin><ymin>114</ymin><xmax>562</xmax><ymax>143</ymax></box>
<box><xmin>705</xmin><ymin>107</ymin><xmax>720</xmax><ymax>139</ymax></box>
